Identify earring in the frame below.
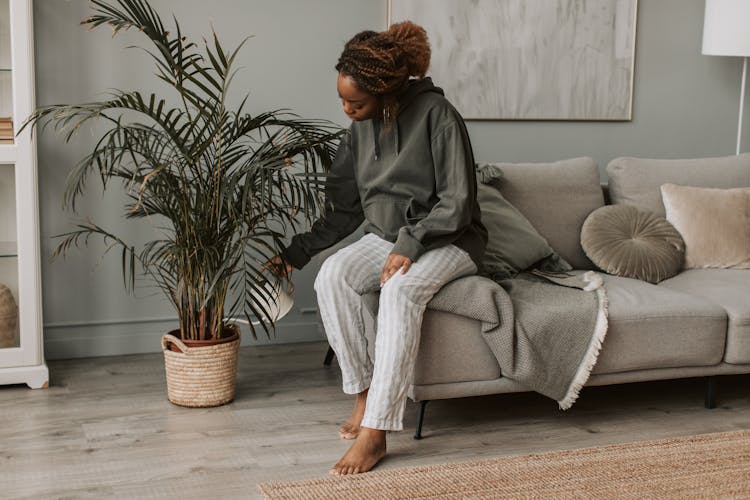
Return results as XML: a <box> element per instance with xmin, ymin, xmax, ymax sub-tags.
<box><xmin>383</xmin><ymin>106</ymin><xmax>391</xmax><ymax>123</ymax></box>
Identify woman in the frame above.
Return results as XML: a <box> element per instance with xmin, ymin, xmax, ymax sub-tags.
<box><xmin>270</xmin><ymin>21</ymin><xmax>486</xmax><ymax>475</ymax></box>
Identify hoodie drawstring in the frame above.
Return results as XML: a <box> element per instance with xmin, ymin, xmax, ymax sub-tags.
<box><xmin>373</xmin><ymin>120</ymin><xmax>381</xmax><ymax>160</ymax></box>
<box><xmin>394</xmin><ymin>119</ymin><xmax>400</xmax><ymax>156</ymax></box>
<box><xmin>373</xmin><ymin>118</ymin><xmax>401</xmax><ymax>159</ymax></box>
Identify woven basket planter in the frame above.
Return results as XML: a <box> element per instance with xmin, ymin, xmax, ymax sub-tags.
<box><xmin>161</xmin><ymin>326</ymin><xmax>241</xmax><ymax>408</ymax></box>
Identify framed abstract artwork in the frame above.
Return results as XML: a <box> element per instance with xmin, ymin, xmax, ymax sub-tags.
<box><xmin>388</xmin><ymin>0</ymin><xmax>638</xmax><ymax>121</ymax></box>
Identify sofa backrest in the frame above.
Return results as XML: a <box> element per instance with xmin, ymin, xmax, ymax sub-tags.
<box><xmin>487</xmin><ymin>157</ymin><xmax>604</xmax><ymax>270</ymax></box>
<box><xmin>607</xmin><ymin>154</ymin><xmax>750</xmax><ymax>216</ymax></box>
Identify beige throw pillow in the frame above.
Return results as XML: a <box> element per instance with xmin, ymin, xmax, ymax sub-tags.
<box><xmin>661</xmin><ymin>184</ymin><xmax>750</xmax><ymax>269</ymax></box>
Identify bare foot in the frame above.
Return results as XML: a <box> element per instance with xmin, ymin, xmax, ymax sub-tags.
<box><xmin>330</xmin><ymin>427</ymin><xmax>387</xmax><ymax>475</ymax></box>
<box><xmin>339</xmin><ymin>389</ymin><xmax>368</xmax><ymax>440</ymax></box>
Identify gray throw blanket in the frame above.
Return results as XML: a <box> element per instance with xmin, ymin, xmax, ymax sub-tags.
<box><xmin>426</xmin><ymin>270</ymin><xmax>609</xmax><ymax>409</ymax></box>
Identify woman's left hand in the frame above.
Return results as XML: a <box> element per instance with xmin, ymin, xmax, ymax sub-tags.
<box><xmin>380</xmin><ymin>252</ymin><xmax>412</xmax><ymax>287</ymax></box>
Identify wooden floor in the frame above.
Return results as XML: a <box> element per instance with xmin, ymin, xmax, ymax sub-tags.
<box><xmin>1</xmin><ymin>341</ymin><xmax>749</xmax><ymax>499</ymax></box>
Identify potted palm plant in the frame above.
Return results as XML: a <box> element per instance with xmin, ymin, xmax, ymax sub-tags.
<box><xmin>23</xmin><ymin>0</ymin><xmax>342</xmax><ymax>407</ymax></box>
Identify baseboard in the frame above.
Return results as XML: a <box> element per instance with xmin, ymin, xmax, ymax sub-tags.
<box><xmin>43</xmin><ymin>317</ymin><xmax>325</xmax><ymax>360</ymax></box>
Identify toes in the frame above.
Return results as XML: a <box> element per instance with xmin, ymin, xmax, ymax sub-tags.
<box><xmin>332</xmin><ymin>464</ymin><xmax>348</xmax><ymax>475</ymax></box>
<box><xmin>332</xmin><ymin>463</ymin><xmax>362</xmax><ymax>475</ymax></box>
<box><xmin>329</xmin><ymin>464</ymin><xmax>343</xmax><ymax>475</ymax></box>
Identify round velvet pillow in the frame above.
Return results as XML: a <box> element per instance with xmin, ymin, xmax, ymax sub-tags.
<box><xmin>581</xmin><ymin>205</ymin><xmax>685</xmax><ymax>284</ymax></box>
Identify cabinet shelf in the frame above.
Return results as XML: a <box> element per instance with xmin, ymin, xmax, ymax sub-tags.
<box><xmin>0</xmin><ymin>144</ymin><xmax>16</xmax><ymax>163</ymax></box>
<box><xmin>0</xmin><ymin>241</ymin><xmax>17</xmax><ymax>258</ymax></box>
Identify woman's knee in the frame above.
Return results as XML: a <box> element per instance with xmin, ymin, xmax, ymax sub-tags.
<box><xmin>379</xmin><ymin>271</ymin><xmax>436</xmax><ymax>306</ymax></box>
<box><xmin>314</xmin><ymin>250</ymin><xmax>360</xmax><ymax>292</ymax></box>
<box><xmin>314</xmin><ymin>256</ymin><xmax>341</xmax><ymax>292</ymax></box>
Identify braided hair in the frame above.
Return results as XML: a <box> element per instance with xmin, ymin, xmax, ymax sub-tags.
<box><xmin>336</xmin><ymin>21</ymin><xmax>431</xmax><ymax>126</ymax></box>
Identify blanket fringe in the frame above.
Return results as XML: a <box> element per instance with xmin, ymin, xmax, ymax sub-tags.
<box><xmin>558</xmin><ymin>271</ymin><xmax>609</xmax><ymax>410</ymax></box>
<box><xmin>581</xmin><ymin>271</ymin><xmax>604</xmax><ymax>291</ymax></box>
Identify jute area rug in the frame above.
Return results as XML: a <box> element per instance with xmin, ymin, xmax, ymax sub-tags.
<box><xmin>258</xmin><ymin>429</ymin><xmax>750</xmax><ymax>499</ymax></box>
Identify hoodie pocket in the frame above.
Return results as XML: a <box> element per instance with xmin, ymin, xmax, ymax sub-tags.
<box><xmin>363</xmin><ymin>195</ymin><xmax>409</xmax><ymax>240</ymax></box>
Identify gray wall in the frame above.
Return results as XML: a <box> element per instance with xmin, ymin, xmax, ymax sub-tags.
<box><xmin>33</xmin><ymin>0</ymin><xmax>745</xmax><ymax>360</ymax></box>
<box><xmin>469</xmin><ymin>0</ymin><xmax>744</xmax><ymax>165</ymax></box>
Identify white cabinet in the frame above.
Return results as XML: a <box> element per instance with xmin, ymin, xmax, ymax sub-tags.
<box><xmin>0</xmin><ymin>0</ymin><xmax>47</xmax><ymax>388</ymax></box>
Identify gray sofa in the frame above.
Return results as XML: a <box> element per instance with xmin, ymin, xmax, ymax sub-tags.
<box><xmin>402</xmin><ymin>153</ymin><xmax>750</xmax><ymax>437</ymax></box>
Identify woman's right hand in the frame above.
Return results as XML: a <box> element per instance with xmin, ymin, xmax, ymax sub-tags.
<box><xmin>264</xmin><ymin>255</ymin><xmax>293</xmax><ymax>280</ymax></box>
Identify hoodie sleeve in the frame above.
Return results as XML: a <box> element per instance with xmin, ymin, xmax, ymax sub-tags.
<box><xmin>281</xmin><ymin>131</ymin><xmax>364</xmax><ymax>269</ymax></box>
<box><xmin>391</xmin><ymin>119</ymin><xmax>475</xmax><ymax>262</ymax></box>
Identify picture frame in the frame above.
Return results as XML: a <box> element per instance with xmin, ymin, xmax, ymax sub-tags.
<box><xmin>387</xmin><ymin>0</ymin><xmax>638</xmax><ymax>121</ymax></box>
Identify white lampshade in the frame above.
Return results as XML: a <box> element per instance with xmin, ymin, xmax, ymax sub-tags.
<box><xmin>703</xmin><ymin>0</ymin><xmax>750</xmax><ymax>56</ymax></box>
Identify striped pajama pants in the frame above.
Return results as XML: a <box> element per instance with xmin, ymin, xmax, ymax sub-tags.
<box><xmin>314</xmin><ymin>233</ymin><xmax>477</xmax><ymax>431</ymax></box>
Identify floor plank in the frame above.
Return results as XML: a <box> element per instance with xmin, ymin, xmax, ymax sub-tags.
<box><xmin>0</xmin><ymin>341</ymin><xmax>748</xmax><ymax>499</ymax></box>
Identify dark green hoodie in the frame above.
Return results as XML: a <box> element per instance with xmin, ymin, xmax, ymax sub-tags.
<box><xmin>282</xmin><ymin>77</ymin><xmax>487</xmax><ymax>269</ymax></box>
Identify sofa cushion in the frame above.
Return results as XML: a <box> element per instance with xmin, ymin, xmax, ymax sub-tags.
<box><xmin>581</xmin><ymin>205</ymin><xmax>685</xmax><ymax>283</ymax></box>
<box><xmin>485</xmin><ymin>157</ymin><xmax>604</xmax><ymax>269</ymax></box>
<box><xmin>659</xmin><ymin>269</ymin><xmax>750</xmax><ymax>364</ymax></box>
<box><xmin>661</xmin><ymin>184</ymin><xmax>750</xmax><ymax>270</ymax></box>
<box><xmin>476</xmin><ymin>166</ymin><xmax>572</xmax><ymax>280</ymax></box>
<box><xmin>413</xmin><ymin>309</ymin><xmax>501</xmax><ymax>385</ymax></box>
<box><xmin>606</xmin><ymin>154</ymin><xmax>750</xmax><ymax>216</ymax></box>
<box><xmin>592</xmin><ymin>274</ymin><xmax>727</xmax><ymax>374</ymax></box>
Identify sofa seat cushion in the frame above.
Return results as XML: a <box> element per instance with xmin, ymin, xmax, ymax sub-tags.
<box><xmin>659</xmin><ymin>269</ymin><xmax>750</xmax><ymax>364</ymax></box>
<box><xmin>592</xmin><ymin>274</ymin><xmax>727</xmax><ymax>374</ymax></box>
<box><xmin>414</xmin><ymin>309</ymin><xmax>501</xmax><ymax>385</ymax></box>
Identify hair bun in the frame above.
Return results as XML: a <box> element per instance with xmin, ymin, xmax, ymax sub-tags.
<box><xmin>347</xmin><ymin>30</ymin><xmax>378</xmax><ymax>47</ymax></box>
<box><xmin>387</xmin><ymin>21</ymin><xmax>430</xmax><ymax>78</ymax></box>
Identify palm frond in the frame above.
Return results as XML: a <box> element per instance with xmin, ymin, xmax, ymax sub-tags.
<box><xmin>54</xmin><ymin>221</ymin><xmax>139</xmax><ymax>293</ymax></box>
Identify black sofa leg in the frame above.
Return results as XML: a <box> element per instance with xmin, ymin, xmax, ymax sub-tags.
<box><xmin>705</xmin><ymin>376</ymin><xmax>717</xmax><ymax>409</ymax></box>
<box><xmin>414</xmin><ymin>400</ymin><xmax>429</xmax><ymax>440</ymax></box>
<box><xmin>323</xmin><ymin>346</ymin><xmax>335</xmax><ymax>366</ymax></box>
